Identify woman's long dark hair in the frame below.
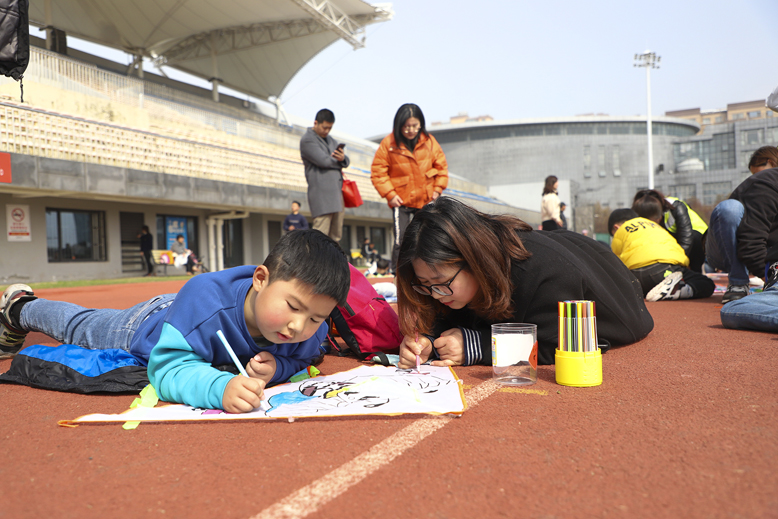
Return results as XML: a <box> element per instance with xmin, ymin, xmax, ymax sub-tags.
<box><xmin>392</xmin><ymin>103</ymin><xmax>428</xmax><ymax>153</ymax></box>
<box><xmin>542</xmin><ymin>175</ymin><xmax>558</xmax><ymax>195</ymax></box>
<box><xmin>396</xmin><ymin>197</ymin><xmax>533</xmax><ymax>337</ymax></box>
<box><xmin>632</xmin><ymin>189</ymin><xmax>671</xmax><ymax>222</ymax></box>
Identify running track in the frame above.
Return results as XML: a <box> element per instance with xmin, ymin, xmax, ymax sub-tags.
<box><xmin>1</xmin><ymin>281</ymin><xmax>776</xmax><ymax>518</ymax></box>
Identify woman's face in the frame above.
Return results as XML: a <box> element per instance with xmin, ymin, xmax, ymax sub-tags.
<box><xmin>411</xmin><ymin>259</ymin><xmax>481</xmax><ymax>310</ymax></box>
<box><xmin>402</xmin><ymin>117</ymin><xmax>421</xmax><ymax>140</ymax></box>
<box><xmin>554</xmin><ymin>180</ymin><xmax>559</xmax><ymax>191</ymax></box>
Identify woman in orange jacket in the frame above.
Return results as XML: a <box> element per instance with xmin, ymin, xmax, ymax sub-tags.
<box><xmin>371</xmin><ymin>103</ymin><xmax>449</xmax><ymax>271</ymax></box>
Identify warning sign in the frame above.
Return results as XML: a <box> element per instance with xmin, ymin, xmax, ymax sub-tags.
<box><xmin>7</xmin><ymin>204</ymin><xmax>31</xmax><ymax>242</ymax></box>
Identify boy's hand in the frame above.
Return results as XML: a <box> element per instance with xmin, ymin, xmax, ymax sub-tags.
<box><xmin>398</xmin><ymin>334</ymin><xmax>432</xmax><ymax>369</ymax></box>
<box><xmin>246</xmin><ymin>351</ymin><xmax>277</xmax><ymax>384</ymax></box>
<box><xmin>432</xmin><ymin>328</ymin><xmax>464</xmax><ymax>366</ymax></box>
<box><xmin>223</xmin><ymin>376</ymin><xmax>265</xmax><ymax>413</ymax></box>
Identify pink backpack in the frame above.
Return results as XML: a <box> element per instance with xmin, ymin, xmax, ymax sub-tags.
<box><xmin>327</xmin><ymin>264</ymin><xmax>402</xmax><ymax>359</ymax></box>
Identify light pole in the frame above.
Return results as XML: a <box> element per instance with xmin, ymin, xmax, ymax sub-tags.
<box><xmin>634</xmin><ymin>51</ymin><xmax>660</xmax><ymax>189</ymax></box>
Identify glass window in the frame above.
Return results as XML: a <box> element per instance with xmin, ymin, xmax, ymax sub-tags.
<box><xmin>369</xmin><ymin>227</ymin><xmax>387</xmax><ymax>256</ymax></box>
<box><xmin>703</xmin><ymin>181</ymin><xmax>732</xmax><ymax>206</ymax></box>
<box><xmin>668</xmin><ymin>184</ymin><xmax>696</xmax><ymax>201</ymax></box>
<box><xmin>748</xmin><ymin>111</ymin><xmax>761</xmax><ymax>119</ymax></box>
<box><xmin>732</xmin><ymin>113</ymin><xmax>745</xmax><ymax>120</ymax></box>
<box><xmin>702</xmin><ymin>118</ymin><xmax>711</xmax><ymax>125</ymax></box>
<box><xmin>612</xmin><ymin>145</ymin><xmax>621</xmax><ymax>176</ymax></box>
<box><xmin>46</xmin><ymin>208</ymin><xmax>106</xmax><ymax>262</ymax></box>
<box><xmin>598</xmin><ymin>145</ymin><xmax>606</xmax><ymax>177</ymax></box>
<box><xmin>156</xmin><ymin>215</ymin><xmax>199</xmax><ymax>254</ymax></box>
<box><xmin>741</xmin><ymin>129</ymin><xmax>764</xmax><ymax>146</ymax></box>
<box><xmin>766</xmin><ymin>127</ymin><xmax>778</xmax><ymax>144</ymax></box>
<box><xmin>583</xmin><ymin>145</ymin><xmax>591</xmax><ymax>178</ymax></box>
<box><xmin>715</xmin><ymin>116</ymin><xmax>724</xmax><ymax>123</ymax></box>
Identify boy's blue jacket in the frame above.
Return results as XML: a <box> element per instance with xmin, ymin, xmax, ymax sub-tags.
<box><xmin>130</xmin><ymin>266</ymin><xmax>327</xmax><ymax>409</ymax></box>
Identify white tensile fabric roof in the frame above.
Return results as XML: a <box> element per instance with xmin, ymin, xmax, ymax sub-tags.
<box><xmin>29</xmin><ymin>0</ymin><xmax>391</xmax><ymax>100</ymax></box>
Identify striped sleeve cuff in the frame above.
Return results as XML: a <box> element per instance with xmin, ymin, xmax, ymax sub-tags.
<box><xmin>460</xmin><ymin>327</ymin><xmax>482</xmax><ymax>366</ymax></box>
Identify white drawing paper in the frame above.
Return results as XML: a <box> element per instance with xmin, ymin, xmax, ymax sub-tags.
<box><xmin>67</xmin><ymin>365</ymin><xmax>467</xmax><ymax>424</ymax></box>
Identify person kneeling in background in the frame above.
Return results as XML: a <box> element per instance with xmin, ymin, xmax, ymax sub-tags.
<box><xmin>608</xmin><ymin>208</ymin><xmax>715</xmax><ymax>302</ymax></box>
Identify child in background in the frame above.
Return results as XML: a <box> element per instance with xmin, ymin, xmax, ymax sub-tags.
<box><xmin>367</xmin><ymin>258</ymin><xmax>391</xmax><ymax>277</ymax></box>
<box><xmin>0</xmin><ymin>230</ymin><xmax>350</xmax><ymax>413</ymax></box>
<box><xmin>608</xmin><ymin>208</ymin><xmax>715</xmax><ymax>301</ymax></box>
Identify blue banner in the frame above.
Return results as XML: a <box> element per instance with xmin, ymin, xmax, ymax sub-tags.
<box><xmin>166</xmin><ymin>217</ymin><xmax>188</xmax><ymax>249</ymax></box>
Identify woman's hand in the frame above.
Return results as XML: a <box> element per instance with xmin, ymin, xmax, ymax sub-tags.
<box><xmin>432</xmin><ymin>328</ymin><xmax>464</xmax><ymax>366</ymax></box>
<box><xmin>388</xmin><ymin>195</ymin><xmax>404</xmax><ymax>208</ymax></box>
<box><xmin>432</xmin><ymin>191</ymin><xmax>441</xmax><ymax>201</ymax></box>
<box><xmin>398</xmin><ymin>334</ymin><xmax>432</xmax><ymax>368</ymax></box>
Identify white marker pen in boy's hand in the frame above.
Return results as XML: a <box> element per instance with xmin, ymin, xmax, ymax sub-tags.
<box><xmin>217</xmin><ymin>330</ymin><xmax>268</xmax><ymax>411</ymax></box>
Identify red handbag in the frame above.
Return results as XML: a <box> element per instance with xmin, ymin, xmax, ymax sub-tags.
<box><xmin>342</xmin><ymin>179</ymin><xmax>363</xmax><ymax>208</ymax></box>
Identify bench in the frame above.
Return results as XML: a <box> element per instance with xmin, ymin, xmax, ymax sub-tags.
<box><xmin>151</xmin><ymin>250</ymin><xmax>187</xmax><ymax>276</ymax></box>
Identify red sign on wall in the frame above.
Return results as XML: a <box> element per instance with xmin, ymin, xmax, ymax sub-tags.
<box><xmin>0</xmin><ymin>152</ymin><xmax>10</xmax><ymax>183</ymax></box>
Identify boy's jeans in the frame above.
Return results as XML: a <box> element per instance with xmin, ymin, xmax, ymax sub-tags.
<box><xmin>705</xmin><ymin>199</ymin><xmax>750</xmax><ymax>286</ymax></box>
<box><xmin>19</xmin><ymin>294</ymin><xmax>176</xmax><ymax>352</ymax></box>
<box><xmin>720</xmin><ymin>286</ymin><xmax>778</xmax><ymax>332</ymax></box>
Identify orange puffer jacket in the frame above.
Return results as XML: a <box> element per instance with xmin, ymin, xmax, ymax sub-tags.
<box><xmin>370</xmin><ymin>132</ymin><xmax>449</xmax><ymax>209</ymax></box>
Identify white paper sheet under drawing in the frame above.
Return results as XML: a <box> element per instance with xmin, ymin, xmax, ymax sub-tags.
<box><xmin>66</xmin><ymin>365</ymin><xmax>467</xmax><ymax>424</ymax></box>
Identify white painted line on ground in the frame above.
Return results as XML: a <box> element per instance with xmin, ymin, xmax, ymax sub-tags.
<box><xmin>251</xmin><ymin>379</ymin><xmax>500</xmax><ymax>519</ymax></box>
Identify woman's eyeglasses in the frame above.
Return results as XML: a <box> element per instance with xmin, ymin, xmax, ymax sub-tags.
<box><xmin>411</xmin><ymin>267</ymin><xmax>463</xmax><ymax>296</ymax></box>
<box><xmin>402</xmin><ymin>124</ymin><xmax>420</xmax><ymax>133</ymax></box>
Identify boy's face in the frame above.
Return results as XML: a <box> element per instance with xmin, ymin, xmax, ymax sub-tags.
<box><xmin>245</xmin><ymin>265</ymin><xmax>336</xmax><ymax>343</ymax></box>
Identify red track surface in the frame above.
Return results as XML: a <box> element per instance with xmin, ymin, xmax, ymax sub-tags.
<box><xmin>2</xmin><ymin>281</ymin><xmax>776</xmax><ymax>519</ymax></box>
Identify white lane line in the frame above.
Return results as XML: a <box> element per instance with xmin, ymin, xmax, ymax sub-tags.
<box><xmin>251</xmin><ymin>379</ymin><xmax>500</xmax><ymax>519</ymax></box>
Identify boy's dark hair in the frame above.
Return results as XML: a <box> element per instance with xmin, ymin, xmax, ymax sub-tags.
<box><xmin>141</xmin><ymin>225</ymin><xmax>150</xmax><ymax>233</ymax></box>
<box><xmin>376</xmin><ymin>258</ymin><xmax>390</xmax><ymax>270</ymax></box>
<box><xmin>263</xmin><ymin>229</ymin><xmax>350</xmax><ymax>306</ymax></box>
<box><xmin>291</xmin><ymin>200</ymin><xmax>301</xmax><ymax>207</ymax></box>
<box><xmin>176</xmin><ymin>234</ymin><xmax>184</xmax><ymax>240</ymax></box>
<box><xmin>608</xmin><ymin>208</ymin><xmax>639</xmax><ymax>236</ymax></box>
<box><xmin>315</xmin><ymin>109</ymin><xmax>335</xmax><ymax>124</ymax></box>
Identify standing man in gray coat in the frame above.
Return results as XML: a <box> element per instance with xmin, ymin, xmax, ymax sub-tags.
<box><xmin>300</xmin><ymin>108</ymin><xmax>350</xmax><ymax>243</ymax></box>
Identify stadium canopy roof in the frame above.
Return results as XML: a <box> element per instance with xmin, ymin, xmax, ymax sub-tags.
<box><xmin>29</xmin><ymin>0</ymin><xmax>392</xmax><ymax>101</ymax></box>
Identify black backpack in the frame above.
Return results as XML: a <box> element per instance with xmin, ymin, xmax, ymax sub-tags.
<box><xmin>0</xmin><ymin>0</ymin><xmax>29</xmax><ymax>99</ymax></box>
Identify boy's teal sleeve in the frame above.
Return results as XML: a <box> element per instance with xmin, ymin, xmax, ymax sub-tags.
<box><xmin>148</xmin><ymin>323</ymin><xmax>234</xmax><ymax>410</ymax></box>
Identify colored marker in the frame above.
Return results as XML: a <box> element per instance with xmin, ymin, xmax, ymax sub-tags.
<box><xmin>216</xmin><ymin>329</ymin><xmax>267</xmax><ymax>411</ymax></box>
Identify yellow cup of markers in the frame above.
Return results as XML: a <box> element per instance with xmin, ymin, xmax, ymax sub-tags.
<box><xmin>555</xmin><ymin>349</ymin><xmax>602</xmax><ymax>387</ymax></box>
<box><xmin>555</xmin><ymin>300</ymin><xmax>603</xmax><ymax>387</ymax></box>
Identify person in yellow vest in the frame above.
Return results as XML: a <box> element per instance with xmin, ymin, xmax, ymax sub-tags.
<box><xmin>609</xmin><ymin>208</ymin><xmax>715</xmax><ymax>301</ymax></box>
<box><xmin>632</xmin><ymin>189</ymin><xmax>707</xmax><ymax>272</ymax></box>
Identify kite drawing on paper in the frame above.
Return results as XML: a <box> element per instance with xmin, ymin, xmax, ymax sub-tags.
<box><xmin>63</xmin><ymin>365</ymin><xmax>467</xmax><ymax>425</ymax></box>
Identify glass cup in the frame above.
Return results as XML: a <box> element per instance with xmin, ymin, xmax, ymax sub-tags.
<box><xmin>491</xmin><ymin>323</ymin><xmax>538</xmax><ymax>386</ymax></box>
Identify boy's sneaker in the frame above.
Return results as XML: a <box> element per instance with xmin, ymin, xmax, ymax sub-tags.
<box><xmin>0</xmin><ymin>284</ymin><xmax>36</xmax><ymax>359</ymax></box>
<box><xmin>721</xmin><ymin>284</ymin><xmax>750</xmax><ymax>304</ymax></box>
<box><xmin>646</xmin><ymin>271</ymin><xmax>686</xmax><ymax>302</ymax></box>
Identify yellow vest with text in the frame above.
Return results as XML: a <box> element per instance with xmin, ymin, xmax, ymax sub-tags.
<box><xmin>611</xmin><ymin>217</ymin><xmax>690</xmax><ymax>269</ymax></box>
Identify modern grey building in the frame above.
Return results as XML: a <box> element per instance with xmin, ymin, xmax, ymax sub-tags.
<box><xmin>427</xmin><ymin>115</ymin><xmax>700</xmax><ymax>234</ymax></box>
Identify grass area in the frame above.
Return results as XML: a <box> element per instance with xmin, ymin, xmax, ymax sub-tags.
<box><xmin>1</xmin><ymin>275</ymin><xmax>192</xmax><ymax>292</ymax></box>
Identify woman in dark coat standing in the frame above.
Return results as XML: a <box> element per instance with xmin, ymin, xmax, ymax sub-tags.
<box><xmin>394</xmin><ymin>197</ymin><xmax>653</xmax><ymax>367</ymax></box>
